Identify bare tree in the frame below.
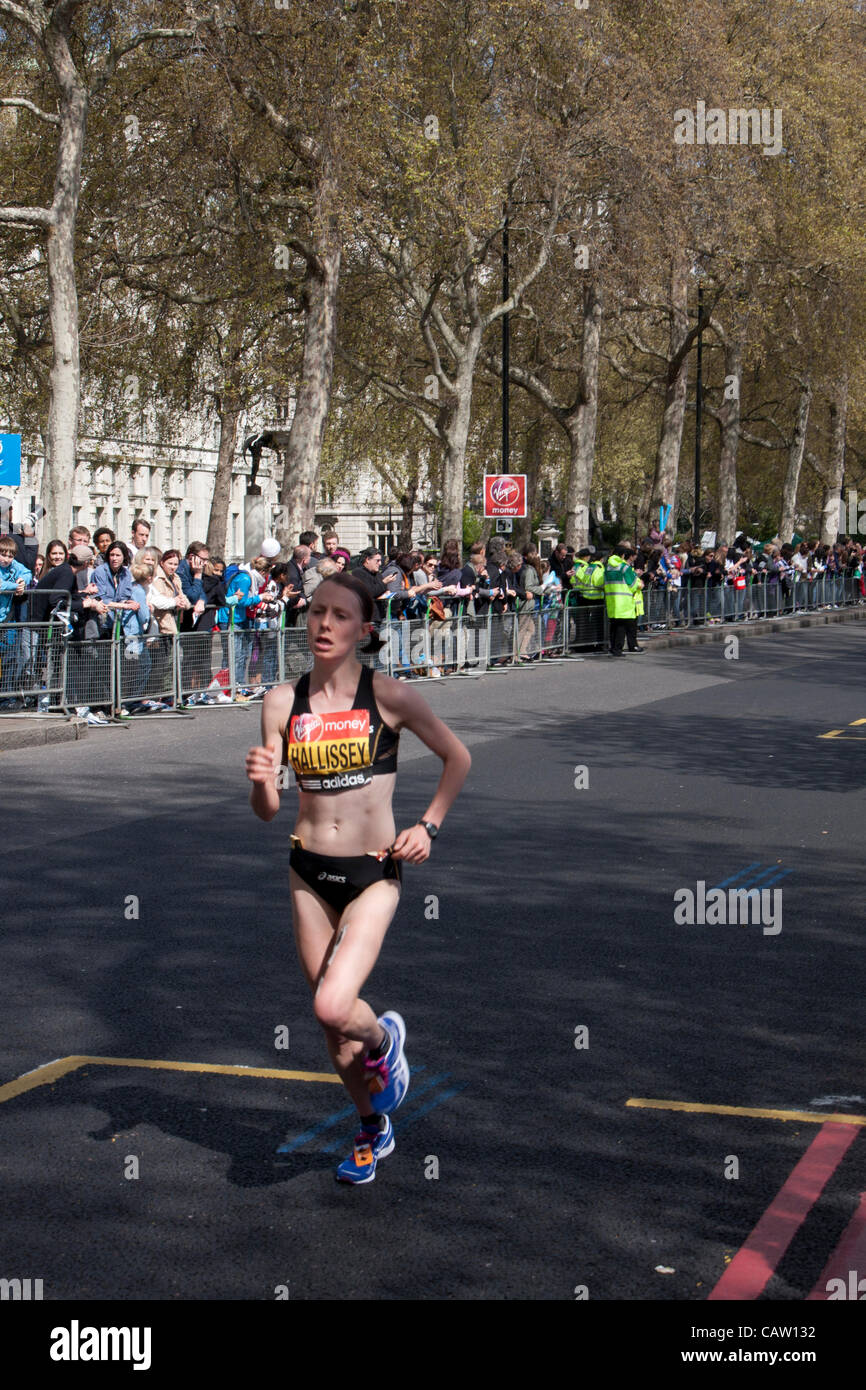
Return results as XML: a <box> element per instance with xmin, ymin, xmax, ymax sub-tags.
<box><xmin>0</xmin><ymin>1</ymin><xmax>196</xmax><ymax>538</ymax></box>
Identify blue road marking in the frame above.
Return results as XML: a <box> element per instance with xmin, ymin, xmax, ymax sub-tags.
<box><xmin>275</xmin><ymin>1065</ymin><xmax>429</xmax><ymax>1155</ymax></box>
<box><xmin>750</xmin><ymin>868</ymin><xmax>793</xmax><ymax>888</ymax></box>
<box><xmin>708</xmin><ymin>861</ymin><xmax>762</xmax><ymax>892</ymax></box>
<box><xmin>740</xmin><ymin>864</ymin><xmax>791</xmax><ymax>888</ymax></box>
<box><xmin>320</xmin><ymin>1071</ymin><xmax>452</xmax><ymax>1153</ymax></box>
<box><xmin>392</xmin><ymin>1082</ymin><xmax>470</xmax><ymax>1135</ymax></box>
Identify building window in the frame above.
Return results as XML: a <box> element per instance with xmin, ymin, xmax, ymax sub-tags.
<box><xmin>72</xmin><ymin>506</ymin><xmax>81</xmax><ymax>528</ymax></box>
<box><xmin>369</xmin><ymin>521</ymin><xmax>400</xmax><ymax>554</ymax></box>
<box><xmin>184</xmin><ymin>510</ymin><xmax>192</xmax><ymax>549</ymax></box>
<box><xmin>231</xmin><ymin>512</ymin><xmax>239</xmax><ymax>555</ymax></box>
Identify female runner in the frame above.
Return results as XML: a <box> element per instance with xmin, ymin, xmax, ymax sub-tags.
<box><xmin>245</xmin><ymin>572</ymin><xmax>471</xmax><ymax>1184</ymax></box>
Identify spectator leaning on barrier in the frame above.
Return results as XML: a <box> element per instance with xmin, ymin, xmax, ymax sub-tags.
<box><xmin>195</xmin><ymin>556</ymin><xmax>227</xmax><ymax>630</ymax></box>
<box><xmin>0</xmin><ymin>535</ymin><xmax>31</xmax><ymax>700</ymax></box>
<box><xmin>684</xmin><ymin>546</ymin><xmax>707</xmax><ymax>623</ymax></box>
<box><xmin>303</xmin><ymin>555</ymin><xmax>338</xmax><ymax>603</ymax></box>
<box><xmin>122</xmin><ymin>552</ymin><xmax>160</xmax><ymax>713</ymax></box>
<box><xmin>0</xmin><ymin>535</ymin><xmax>31</xmax><ymax>617</ymax></box>
<box><xmin>148</xmin><ymin>549</ymin><xmax>190</xmax><ymax>635</ymax></box>
<box><xmin>127</xmin><ymin>553</ymin><xmax>153</xmax><ymax>639</ymax></box>
<box><xmin>351</xmin><ymin>547</ymin><xmax>388</xmax><ymax>621</ymax></box>
<box><xmin>460</xmin><ymin>542</ymin><xmax>500</xmax><ymax>618</ymax></box>
<box><xmin>30</xmin><ymin>542</ymin><xmax>77</xmax><ymax>623</ymax></box>
<box><xmin>146</xmin><ymin>549</ymin><xmax>191</xmax><ymax>709</ymax></box>
<box><xmin>485</xmin><ymin>537</ymin><xmax>511</xmax><ymax>616</ymax></box>
<box><xmin>176</xmin><ymin>542</ymin><xmax>210</xmax><ymax>630</ymax></box>
<box><xmin>541</xmin><ymin>557</ymin><xmax>563</xmax><ymax>602</ymax></box>
<box><xmin>521</xmin><ymin>545</ymin><xmax>546</xmax><ymax>606</ymax></box>
<box><xmin>249</xmin><ymin>555</ymin><xmax>271</xmax><ymax>598</ymax></box>
<box><xmin>92</xmin><ymin>542</ymin><xmax>139</xmax><ymax>638</ymax></box>
<box><xmin>281</xmin><ymin>544</ymin><xmax>308</xmax><ymax>620</ymax></box>
<box><xmin>509</xmin><ymin>548</ymin><xmax>535</xmax><ymax>659</ymax></box>
<box><xmin>549</xmin><ymin>542</ymin><xmax>572</xmax><ymax>599</ymax></box>
<box><xmin>436</xmin><ymin>538</ymin><xmax>462</xmax><ymax>584</ymax></box>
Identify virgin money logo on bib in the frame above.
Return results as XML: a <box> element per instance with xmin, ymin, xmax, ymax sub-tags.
<box><xmin>289</xmin><ymin>708</ymin><xmax>371</xmax><ymax>779</ymax></box>
<box><xmin>293</xmin><ymin>713</ymin><xmax>324</xmax><ymax>743</ymax></box>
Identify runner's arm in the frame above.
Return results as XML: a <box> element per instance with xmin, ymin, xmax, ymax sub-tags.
<box><xmin>380</xmin><ymin>681</ymin><xmax>471</xmax><ymax>862</ymax></box>
<box><xmin>247</xmin><ymin>686</ymin><xmax>292</xmax><ymax>821</ymax></box>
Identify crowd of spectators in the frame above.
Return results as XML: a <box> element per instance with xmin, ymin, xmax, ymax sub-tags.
<box><xmin>630</xmin><ymin>531</ymin><xmax>866</xmax><ymax>625</ymax></box>
<box><xmin>1</xmin><ymin>516</ymin><xmax>864</xmax><ymax>715</ymax></box>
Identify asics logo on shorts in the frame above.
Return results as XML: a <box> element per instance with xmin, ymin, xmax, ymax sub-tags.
<box><xmin>318</xmin><ymin>871</ymin><xmax>347</xmax><ymax>883</ymax></box>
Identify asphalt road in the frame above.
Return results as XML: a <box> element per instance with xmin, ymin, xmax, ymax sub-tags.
<box><xmin>2</xmin><ymin>623</ymin><xmax>865</xmax><ymax>1302</ymax></box>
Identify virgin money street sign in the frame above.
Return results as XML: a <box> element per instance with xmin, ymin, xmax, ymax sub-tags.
<box><xmin>484</xmin><ymin>474</ymin><xmax>527</xmax><ymax>518</ymax></box>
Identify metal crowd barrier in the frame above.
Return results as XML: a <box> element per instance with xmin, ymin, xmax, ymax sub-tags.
<box><xmin>0</xmin><ymin>575</ymin><xmax>862</xmax><ymax>715</ymax></box>
<box><xmin>637</xmin><ymin>574</ymin><xmax>862</xmax><ymax>631</ymax></box>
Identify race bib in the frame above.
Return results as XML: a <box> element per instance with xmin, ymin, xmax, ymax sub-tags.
<box><xmin>288</xmin><ymin>709</ymin><xmax>371</xmax><ymax>779</ymax></box>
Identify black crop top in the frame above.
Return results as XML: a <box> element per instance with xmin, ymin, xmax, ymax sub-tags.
<box><xmin>282</xmin><ymin>664</ymin><xmax>400</xmax><ymax>794</ymax></box>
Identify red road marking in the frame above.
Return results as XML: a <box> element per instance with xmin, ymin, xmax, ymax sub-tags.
<box><xmin>807</xmin><ymin>1192</ymin><xmax>866</xmax><ymax>1300</ymax></box>
<box><xmin>708</xmin><ymin>1122</ymin><xmax>860</xmax><ymax>1301</ymax></box>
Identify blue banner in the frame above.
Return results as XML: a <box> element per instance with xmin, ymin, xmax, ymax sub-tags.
<box><xmin>0</xmin><ymin>433</ymin><xmax>21</xmax><ymax>486</ymax></box>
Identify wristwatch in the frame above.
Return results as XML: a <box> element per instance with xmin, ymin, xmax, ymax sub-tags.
<box><xmin>419</xmin><ymin>821</ymin><xmax>439</xmax><ymax>840</ymax></box>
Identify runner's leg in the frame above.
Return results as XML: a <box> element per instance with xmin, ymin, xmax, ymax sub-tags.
<box><xmin>290</xmin><ymin>871</ymin><xmax>400</xmax><ymax>1115</ymax></box>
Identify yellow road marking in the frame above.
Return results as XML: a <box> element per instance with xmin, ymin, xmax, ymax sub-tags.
<box><xmin>0</xmin><ymin>1054</ymin><xmax>342</xmax><ymax>1104</ymax></box>
<box><xmin>0</xmin><ymin>1056</ymin><xmax>87</xmax><ymax>1103</ymax></box>
<box><xmin>817</xmin><ymin>730</ymin><xmax>866</xmax><ymax>740</ymax></box>
<box><xmin>627</xmin><ymin>1097</ymin><xmax>866</xmax><ymax>1126</ymax></box>
<box><xmin>849</xmin><ymin>718</ymin><xmax>866</xmax><ymax>726</ymax></box>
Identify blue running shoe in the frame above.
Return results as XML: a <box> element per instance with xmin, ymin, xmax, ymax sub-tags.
<box><xmin>363</xmin><ymin>1011</ymin><xmax>410</xmax><ymax>1115</ymax></box>
<box><xmin>335</xmin><ymin>1116</ymin><xmax>394</xmax><ymax>1184</ymax></box>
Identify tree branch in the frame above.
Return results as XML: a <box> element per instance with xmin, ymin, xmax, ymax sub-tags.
<box><xmin>92</xmin><ymin>27</ymin><xmax>197</xmax><ymax>96</ymax></box>
<box><xmin>482</xmin><ymin>186</ymin><xmax>562</xmax><ymax>329</ymax></box>
<box><xmin>0</xmin><ymin>205</ymin><xmax>53</xmax><ymax>228</ymax></box>
<box><xmin>0</xmin><ymin>1</ymin><xmax>41</xmax><ymax>39</ymax></box>
<box><xmin>0</xmin><ymin>97</ymin><xmax>60</xmax><ymax>126</ymax></box>
<box><xmin>338</xmin><ymin>347</ymin><xmax>442</xmax><ymax>440</ymax></box>
<box><xmin>482</xmin><ymin>349</ymin><xmax>566</xmax><ymax>422</ymax></box>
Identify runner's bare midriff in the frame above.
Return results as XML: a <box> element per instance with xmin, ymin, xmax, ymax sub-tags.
<box><xmin>293</xmin><ymin>773</ymin><xmax>397</xmax><ymax>857</ymax></box>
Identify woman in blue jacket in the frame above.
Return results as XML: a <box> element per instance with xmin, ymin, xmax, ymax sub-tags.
<box><xmin>216</xmin><ymin>564</ymin><xmax>257</xmax><ymax>690</ymax></box>
<box><xmin>93</xmin><ymin>542</ymin><xmax>140</xmax><ymax>639</ymax></box>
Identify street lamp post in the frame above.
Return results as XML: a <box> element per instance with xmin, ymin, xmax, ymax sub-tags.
<box><xmin>502</xmin><ymin>191</ymin><xmax>511</xmax><ymax>475</ymax></box>
<box><xmin>694</xmin><ymin>284</ymin><xmax>704</xmax><ymax>547</ymax></box>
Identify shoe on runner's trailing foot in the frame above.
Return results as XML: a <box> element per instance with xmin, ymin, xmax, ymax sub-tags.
<box><xmin>335</xmin><ymin>1115</ymin><xmax>395</xmax><ymax>1185</ymax></box>
<box><xmin>363</xmin><ymin>1011</ymin><xmax>410</xmax><ymax>1115</ymax></box>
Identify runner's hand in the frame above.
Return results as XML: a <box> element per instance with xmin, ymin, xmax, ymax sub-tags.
<box><xmin>246</xmin><ymin>744</ymin><xmax>278</xmax><ymax>784</ymax></box>
<box><xmin>391</xmin><ymin>824</ymin><xmax>431</xmax><ymax>864</ymax></box>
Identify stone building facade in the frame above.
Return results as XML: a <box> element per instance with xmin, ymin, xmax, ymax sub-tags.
<box><xmin>5</xmin><ymin>417</ymin><xmax>434</xmax><ymax>559</ymax></box>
